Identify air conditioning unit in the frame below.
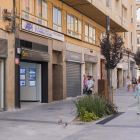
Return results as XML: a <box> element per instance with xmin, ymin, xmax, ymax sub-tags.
<box><xmin>4</xmin><ymin>15</ymin><xmax>14</xmax><ymax>21</ymax></box>
<box><xmin>4</xmin><ymin>9</ymin><xmax>12</xmax><ymax>14</ymax></box>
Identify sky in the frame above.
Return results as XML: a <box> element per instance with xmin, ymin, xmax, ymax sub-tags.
<box><xmin>137</xmin><ymin>9</ymin><xmax>140</xmax><ymax>21</ymax></box>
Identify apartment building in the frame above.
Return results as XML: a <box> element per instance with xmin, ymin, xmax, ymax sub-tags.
<box><xmin>136</xmin><ymin>0</ymin><xmax>140</xmax><ymax>77</ymax></box>
<box><xmin>0</xmin><ymin>0</ymin><xmax>136</xmax><ymax>110</ymax></box>
<box><xmin>116</xmin><ymin>0</ymin><xmax>137</xmax><ymax>89</ymax></box>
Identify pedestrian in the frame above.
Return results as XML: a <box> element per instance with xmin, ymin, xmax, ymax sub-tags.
<box><xmin>135</xmin><ymin>78</ymin><xmax>140</xmax><ymax>115</ymax></box>
<box><xmin>138</xmin><ymin>76</ymin><xmax>140</xmax><ymax>84</ymax></box>
<box><xmin>126</xmin><ymin>76</ymin><xmax>131</xmax><ymax>91</ymax></box>
<box><xmin>83</xmin><ymin>74</ymin><xmax>88</xmax><ymax>98</ymax></box>
<box><xmin>92</xmin><ymin>79</ymin><xmax>95</xmax><ymax>94</ymax></box>
<box><xmin>131</xmin><ymin>75</ymin><xmax>137</xmax><ymax>92</ymax></box>
<box><xmin>86</xmin><ymin>76</ymin><xmax>94</xmax><ymax>98</ymax></box>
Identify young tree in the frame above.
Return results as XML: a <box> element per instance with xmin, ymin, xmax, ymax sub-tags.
<box><xmin>100</xmin><ymin>33</ymin><xmax>124</xmax><ymax>70</ymax></box>
<box><xmin>134</xmin><ymin>49</ymin><xmax>140</xmax><ymax>70</ymax></box>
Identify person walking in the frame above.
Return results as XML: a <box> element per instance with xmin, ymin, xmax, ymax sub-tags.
<box><xmin>126</xmin><ymin>76</ymin><xmax>131</xmax><ymax>91</ymax></box>
<box><xmin>135</xmin><ymin>78</ymin><xmax>140</xmax><ymax>115</ymax></box>
<box><xmin>86</xmin><ymin>76</ymin><xmax>94</xmax><ymax>98</ymax></box>
<box><xmin>132</xmin><ymin>75</ymin><xmax>137</xmax><ymax>92</ymax></box>
<box><xmin>83</xmin><ymin>74</ymin><xmax>88</xmax><ymax>98</ymax></box>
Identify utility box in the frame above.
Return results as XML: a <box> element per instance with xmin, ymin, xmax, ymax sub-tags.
<box><xmin>98</xmin><ymin>79</ymin><xmax>108</xmax><ymax>99</ymax></box>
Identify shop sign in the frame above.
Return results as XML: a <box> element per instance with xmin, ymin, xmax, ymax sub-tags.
<box><xmin>22</xmin><ymin>20</ymin><xmax>64</xmax><ymax>42</ymax></box>
<box><xmin>84</xmin><ymin>54</ymin><xmax>98</xmax><ymax>63</ymax></box>
<box><xmin>123</xmin><ymin>65</ymin><xmax>128</xmax><ymax>70</ymax></box>
<box><xmin>21</xmin><ymin>49</ymin><xmax>49</xmax><ymax>62</ymax></box>
<box><xmin>15</xmin><ymin>58</ymin><xmax>19</xmax><ymax>65</ymax></box>
<box><xmin>66</xmin><ymin>51</ymin><xmax>82</xmax><ymax>62</ymax></box>
<box><xmin>117</xmin><ymin>63</ymin><xmax>123</xmax><ymax>69</ymax></box>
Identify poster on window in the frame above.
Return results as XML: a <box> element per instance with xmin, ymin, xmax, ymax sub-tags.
<box><xmin>20</xmin><ymin>68</ymin><xmax>26</xmax><ymax>74</ymax></box>
<box><xmin>20</xmin><ymin>75</ymin><xmax>25</xmax><ymax>80</ymax></box>
<box><xmin>29</xmin><ymin>75</ymin><xmax>36</xmax><ymax>81</ymax></box>
<box><xmin>29</xmin><ymin>68</ymin><xmax>36</xmax><ymax>74</ymax></box>
<box><xmin>20</xmin><ymin>81</ymin><xmax>26</xmax><ymax>86</ymax></box>
<box><xmin>29</xmin><ymin>81</ymin><xmax>36</xmax><ymax>86</ymax></box>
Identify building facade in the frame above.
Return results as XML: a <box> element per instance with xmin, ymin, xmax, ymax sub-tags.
<box><xmin>0</xmin><ymin>0</ymin><xmax>137</xmax><ymax>110</ymax></box>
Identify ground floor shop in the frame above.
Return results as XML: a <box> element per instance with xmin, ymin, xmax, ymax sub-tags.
<box><xmin>0</xmin><ymin>38</ymin><xmax>8</xmax><ymax>110</ymax></box>
<box><xmin>65</xmin><ymin>42</ymin><xmax>100</xmax><ymax>95</ymax></box>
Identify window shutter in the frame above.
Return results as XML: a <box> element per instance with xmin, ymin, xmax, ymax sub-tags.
<box><xmin>0</xmin><ymin>6</ymin><xmax>1</xmax><ymax>21</ymax></box>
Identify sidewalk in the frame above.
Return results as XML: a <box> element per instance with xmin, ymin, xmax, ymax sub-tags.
<box><xmin>0</xmin><ymin>87</ymin><xmax>139</xmax><ymax>140</ymax></box>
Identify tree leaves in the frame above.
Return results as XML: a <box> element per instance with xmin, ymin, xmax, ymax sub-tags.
<box><xmin>100</xmin><ymin>34</ymin><xmax>124</xmax><ymax>70</ymax></box>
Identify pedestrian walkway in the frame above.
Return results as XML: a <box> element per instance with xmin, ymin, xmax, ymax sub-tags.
<box><xmin>0</xmin><ymin>87</ymin><xmax>139</xmax><ymax>140</ymax></box>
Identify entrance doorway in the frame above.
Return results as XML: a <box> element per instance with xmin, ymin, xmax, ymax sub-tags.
<box><xmin>0</xmin><ymin>60</ymin><xmax>4</xmax><ymax>110</ymax></box>
<box><xmin>20</xmin><ymin>62</ymin><xmax>41</xmax><ymax>102</ymax></box>
<box><xmin>117</xmin><ymin>69</ymin><xmax>119</xmax><ymax>89</ymax></box>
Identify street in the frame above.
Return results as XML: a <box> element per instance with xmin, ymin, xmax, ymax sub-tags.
<box><xmin>0</xmin><ymin>87</ymin><xmax>139</xmax><ymax>140</ymax></box>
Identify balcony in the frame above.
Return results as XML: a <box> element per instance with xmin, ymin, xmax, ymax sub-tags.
<box><xmin>61</xmin><ymin>0</ymin><xmax>128</xmax><ymax>32</ymax></box>
<box><xmin>136</xmin><ymin>0</ymin><xmax>140</xmax><ymax>4</ymax></box>
<box><xmin>137</xmin><ymin>24</ymin><xmax>140</xmax><ymax>31</ymax></box>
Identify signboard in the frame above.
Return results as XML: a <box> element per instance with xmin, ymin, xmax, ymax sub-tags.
<box><xmin>84</xmin><ymin>54</ymin><xmax>98</xmax><ymax>63</ymax></box>
<box><xmin>21</xmin><ymin>49</ymin><xmax>50</xmax><ymax>62</ymax></box>
<box><xmin>66</xmin><ymin>51</ymin><xmax>82</xmax><ymax>62</ymax></box>
<box><xmin>22</xmin><ymin>20</ymin><xmax>64</xmax><ymax>42</ymax></box>
<box><xmin>15</xmin><ymin>58</ymin><xmax>19</xmax><ymax>65</ymax></box>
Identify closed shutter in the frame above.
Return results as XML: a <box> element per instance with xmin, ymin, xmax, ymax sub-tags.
<box><xmin>0</xmin><ymin>39</ymin><xmax>8</xmax><ymax>58</ymax></box>
<box><xmin>66</xmin><ymin>62</ymin><xmax>81</xmax><ymax>97</ymax></box>
<box><xmin>0</xmin><ymin>6</ymin><xmax>1</xmax><ymax>21</ymax></box>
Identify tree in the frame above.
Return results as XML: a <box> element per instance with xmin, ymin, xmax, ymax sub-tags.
<box><xmin>100</xmin><ymin>33</ymin><xmax>124</xmax><ymax>70</ymax></box>
<box><xmin>134</xmin><ymin>49</ymin><xmax>140</xmax><ymax>70</ymax></box>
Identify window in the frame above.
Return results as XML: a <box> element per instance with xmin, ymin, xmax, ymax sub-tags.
<box><xmin>131</xmin><ymin>32</ymin><xmax>133</xmax><ymax>51</ymax></box>
<box><xmin>22</xmin><ymin>0</ymin><xmax>48</xmax><ymax>27</ymax></box>
<box><xmin>0</xmin><ymin>5</ymin><xmax>1</xmax><ymax>21</ymax></box>
<box><xmin>137</xmin><ymin>37</ymin><xmax>140</xmax><ymax>44</ymax></box>
<box><xmin>124</xmin><ymin>32</ymin><xmax>126</xmax><ymax>38</ymax></box>
<box><xmin>122</xmin><ymin>6</ymin><xmax>126</xmax><ymax>21</ymax></box>
<box><xmin>36</xmin><ymin>0</ymin><xmax>41</xmax><ymax>17</ymax></box>
<box><xmin>22</xmin><ymin>0</ymin><xmax>35</xmax><ymax>14</ymax></box>
<box><xmin>53</xmin><ymin>6</ymin><xmax>61</xmax><ymax>32</ymax></box>
<box><xmin>115</xmin><ymin>0</ymin><xmax>119</xmax><ymax>14</ymax></box>
<box><xmin>106</xmin><ymin>0</ymin><xmax>110</xmax><ymax>8</ymax></box>
<box><xmin>131</xmin><ymin>5</ymin><xmax>133</xmax><ymax>24</ymax></box>
<box><xmin>67</xmin><ymin>14</ymin><xmax>82</xmax><ymax>39</ymax></box>
<box><xmin>85</xmin><ymin>23</ymin><xmax>96</xmax><ymax>45</ymax></box>
<box><xmin>131</xmin><ymin>32</ymin><xmax>133</xmax><ymax>45</ymax></box>
<box><xmin>101</xmin><ymin>32</ymin><xmax>105</xmax><ymax>40</ymax></box>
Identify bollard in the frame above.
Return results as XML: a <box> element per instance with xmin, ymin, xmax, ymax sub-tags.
<box><xmin>108</xmin><ymin>86</ymin><xmax>110</xmax><ymax>101</ymax></box>
<box><xmin>112</xmin><ymin>86</ymin><xmax>113</xmax><ymax>103</ymax></box>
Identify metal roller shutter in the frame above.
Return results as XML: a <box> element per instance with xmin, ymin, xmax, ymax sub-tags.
<box><xmin>66</xmin><ymin>62</ymin><xmax>81</xmax><ymax>97</ymax></box>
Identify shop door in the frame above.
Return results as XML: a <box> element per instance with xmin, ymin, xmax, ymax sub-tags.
<box><xmin>117</xmin><ymin>69</ymin><xmax>119</xmax><ymax>89</ymax></box>
<box><xmin>66</xmin><ymin>62</ymin><xmax>81</xmax><ymax>97</ymax></box>
<box><xmin>0</xmin><ymin>61</ymin><xmax>4</xmax><ymax>109</ymax></box>
<box><xmin>20</xmin><ymin>62</ymin><xmax>41</xmax><ymax>101</ymax></box>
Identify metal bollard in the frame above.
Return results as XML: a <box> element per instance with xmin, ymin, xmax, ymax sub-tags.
<box><xmin>108</xmin><ymin>86</ymin><xmax>110</xmax><ymax>101</ymax></box>
<box><xmin>112</xmin><ymin>86</ymin><xmax>113</xmax><ymax>103</ymax></box>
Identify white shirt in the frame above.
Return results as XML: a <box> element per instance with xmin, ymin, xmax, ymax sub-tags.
<box><xmin>87</xmin><ymin>80</ymin><xmax>94</xmax><ymax>90</ymax></box>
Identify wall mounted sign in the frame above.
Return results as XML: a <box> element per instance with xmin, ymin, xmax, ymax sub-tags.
<box><xmin>66</xmin><ymin>51</ymin><xmax>82</xmax><ymax>62</ymax></box>
<box><xmin>22</xmin><ymin>20</ymin><xmax>64</xmax><ymax>42</ymax></box>
<box><xmin>84</xmin><ymin>54</ymin><xmax>98</xmax><ymax>63</ymax></box>
<box><xmin>21</xmin><ymin>49</ymin><xmax>50</xmax><ymax>62</ymax></box>
<box><xmin>15</xmin><ymin>58</ymin><xmax>19</xmax><ymax>65</ymax></box>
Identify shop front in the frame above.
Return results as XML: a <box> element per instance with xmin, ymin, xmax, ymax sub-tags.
<box><xmin>85</xmin><ymin>54</ymin><xmax>98</xmax><ymax>91</ymax></box>
<box><xmin>117</xmin><ymin>63</ymin><xmax>123</xmax><ymax>89</ymax></box>
<box><xmin>0</xmin><ymin>39</ymin><xmax>7</xmax><ymax>110</ymax></box>
<box><xmin>66</xmin><ymin>51</ymin><xmax>82</xmax><ymax>98</ymax></box>
<box><xmin>123</xmin><ymin>63</ymin><xmax>128</xmax><ymax>87</ymax></box>
<box><xmin>15</xmin><ymin>39</ymin><xmax>49</xmax><ymax>108</ymax></box>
